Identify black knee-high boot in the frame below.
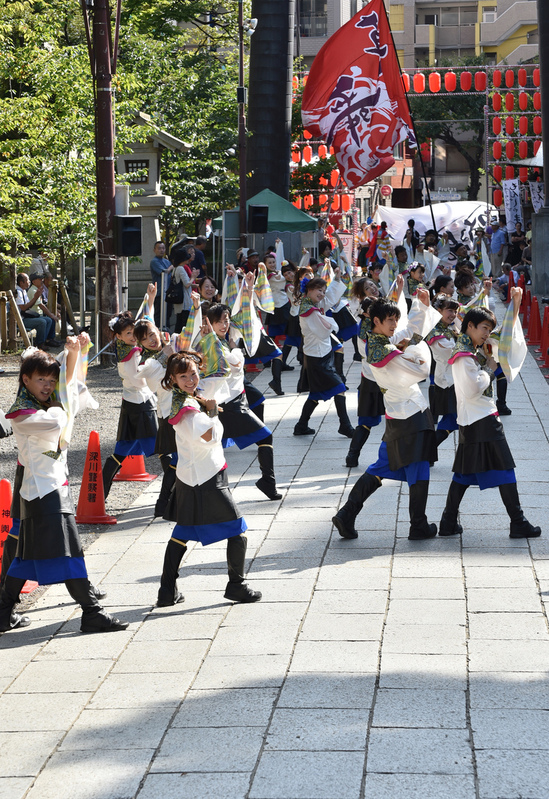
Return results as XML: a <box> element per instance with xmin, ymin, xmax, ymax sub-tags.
<box><xmin>496</xmin><ymin>375</ymin><xmax>512</xmax><ymax>415</ymax></box>
<box><xmin>256</xmin><ymin>442</ymin><xmax>282</xmax><ymax>500</ymax></box>
<box><xmin>252</xmin><ymin>401</ymin><xmax>264</xmax><ymax>422</ymax></box>
<box><xmin>0</xmin><ymin>575</ymin><xmax>28</xmax><ymax>632</ymax></box>
<box><xmin>334</xmin><ymin>350</ymin><xmax>346</xmax><ymax>385</ymax></box>
<box><xmin>345</xmin><ymin>425</ymin><xmax>371</xmax><ymax>467</ymax></box>
<box><xmin>294</xmin><ymin>398</ymin><xmax>318</xmax><ymax>435</ymax></box>
<box><xmin>102</xmin><ymin>454</ymin><xmax>126</xmax><ymax>500</ymax></box>
<box><xmin>352</xmin><ymin>335</ymin><xmax>362</xmax><ymax>361</ymax></box>
<box><xmin>155</xmin><ymin>455</ymin><xmax>176</xmax><ymax>518</ymax></box>
<box><xmin>65</xmin><ymin>578</ymin><xmax>129</xmax><ymax>633</ymax></box>
<box><xmin>439</xmin><ymin>480</ymin><xmax>469</xmax><ymax>536</ymax></box>
<box><xmin>408</xmin><ymin>480</ymin><xmax>437</xmax><ymax>540</ymax></box>
<box><xmin>157</xmin><ymin>539</ymin><xmax>187</xmax><ymax>606</ymax></box>
<box><xmin>499</xmin><ymin>482</ymin><xmax>541</xmax><ymax>538</ymax></box>
<box><xmin>0</xmin><ymin>534</ymin><xmax>18</xmax><ymax>589</ymax></box>
<box><xmin>435</xmin><ymin>429</ymin><xmax>451</xmax><ymax>447</ymax></box>
<box><xmin>281</xmin><ymin>345</ymin><xmax>294</xmax><ymax>370</ymax></box>
<box><xmin>224</xmin><ymin>535</ymin><xmax>262</xmax><ymax>603</ymax></box>
<box><xmin>268</xmin><ymin>358</ymin><xmax>284</xmax><ymax>396</ymax></box>
<box><xmin>332</xmin><ymin>472</ymin><xmax>382</xmax><ymax>539</ymax></box>
<box><xmin>334</xmin><ymin>394</ymin><xmax>354</xmax><ymax>438</ymax></box>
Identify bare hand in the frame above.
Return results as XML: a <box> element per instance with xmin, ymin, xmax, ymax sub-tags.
<box><xmin>258</xmin><ymin>261</ymin><xmax>267</xmax><ymax>273</ymax></box>
<box><xmin>226</xmin><ymin>263</ymin><xmax>236</xmax><ymax>277</ymax></box>
<box><xmin>244</xmin><ymin>271</ymin><xmax>255</xmax><ymax>290</ymax></box>
<box><xmin>200</xmin><ymin>318</ymin><xmax>213</xmax><ymax>337</ymax></box>
<box><xmin>204</xmin><ymin>398</ymin><xmax>217</xmax><ymax>413</ymax></box>
<box><xmin>333</xmin><ymin>267</ymin><xmax>341</xmax><ymax>280</ymax></box>
<box><xmin>192</xmin><ymin>291</ymin><xmax>201</xmax><ymax>310</ymax></box>
<box><xmin>416</xmin><ymin>287</ymin><xmax>430</xmax><ymax>307</ymax></box>
<box><xmin>163</xmin><ymin>344</ymin><xmax>174</xmax><ymax>357</ymax></box>
<box><xmin>147</xmin><ymin>283</ymin><xmax>158</xmax><ymax>300</ymax></box>
<box><xmin>483</xmin><ymin>278</ymin><xmax>492</xmax><ymax>296</ymax></box>
<box><xmin>77</xmin><ymin>332</ymin><xmax>91</xmax><ymax>348</ymax></box>
<box><xmin>65</xmin><ymin>336</ymin><xmax>80</xmax><ymax>352</ymax></box>
<box><xmin>510</xmin><ymin>286</ymin><xmax>522</xmax><ymax>307</ymax></box>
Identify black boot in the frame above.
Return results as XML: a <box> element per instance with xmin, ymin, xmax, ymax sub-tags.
<box><xmin>352</xmin><ymin>335</ymin><xmax>362</xmax><ymax>362</ymax></box>
<box><xmin>155</xmin><ymin>455</ymin><xmax>177</xmax><ymax>518</ymax></box>
<box><xmin>157</xmin><ymin>539</ymin><xmax>187</xmax><ymax>606</ymax></box>
<box><xmin>0</xmin><ymin>533</ymin><xmax>18</xmax><ymax>589</ymax></box>
<box><xmin>281</xmin><ymin>345</ymin><xmax>294</xmax><ymax>370</ymax></box>
<box><xmin>408</xmin><ymin>480</ymin><xmax>437</xmax><ymax>539</ymax></box>
<box><xmin>224</xmin><ymin>535</ymin><xmax>262</xmax><ymax>602</ymax></box>
<box><xmin>0</xmin><ymin>576</ymin><xmax>29</xmax><ymax>632</ymax></box>
<box><xmin>439</xmin><ymin>480</ymin><xmax>468</xmax><ymax>536</ymax></box>
<box><xmin>65</xmin><ymin>578</ymin><xmax>129</xmax><ymax>632</ymax></box>
<box><xmin>268</xmin><ymin>358</ymin><xmax>284</xmax><ymax>396</ymax></box>
<box><xmin>435</xmin><ymin>429</ymin><xmax>451</xmax><ymax>447</ymax></box>
<box><xmin>499</xmin><ymin>482</ymin><xmax>541</xmax><ymax>538</ymax></box>
<box><xmin>294</xmin><ymin>398</ymin><xmax>318</xmax><ymax>435</ymax></box>
<box><xmin>334</xmin><ymin>394</ymin><xmax>354</xmax><ymax>438</ymax></box>
<box><xmin>102</xmin><ymin>454</ymin><xmax>125</xmax><ymax>500</ymax></box>
<box><xmin>496</xmin><ymin>375</ymin><xmax>512</xmax><ymax>415</ymax></box>
<box><xmin>332</xmin><ymin>473</ymin><xmax>382</xmax><ymax>539</ymax></box>
<box><xmin>256</xmin><ymin>443</ymin><xmax>282</xmax><ymax>500</ymax></box>
<box><xmin>346</xmin><ymin>425</ymin><xmax>371</xmax><ymax>467</ymax></box>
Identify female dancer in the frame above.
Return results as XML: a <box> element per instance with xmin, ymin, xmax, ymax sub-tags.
<box><xmin>426</xmin><ymin>294</ymin><xmax>460</xmax><ymax>451</ymax></box>
<box><xmin>158</xmin><ymin>351</ymin><xmax>262</xmax><ymax>606</ymax></box>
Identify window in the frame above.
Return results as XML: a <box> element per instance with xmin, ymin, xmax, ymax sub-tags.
<box><xmin>125</xmin><ymin>160</ymin><xmax>149</xmax><ymax>184</ymax></box>
<box><xmin>440</xmin><ymin>8</ymin><xmax>459</xmax><ymax>25</ymax></box>
<box><xmin>461</xmin><ymin>8</ymin><xmax>478</xmax><ymax>24</ymax></box>
<box><xmin>424</xmin><ymin>14</ymin><xmax>438</xmax><ymax>24</ymax></box>
<box><xmin>300</xmin><ymin>0</ymin><xmax>327</xmax><ymax>37</ymax></box>
<box><xmin>390</xmin><ymin>4</ymin><xmax>404</xmax><ymax>30</ymax></box>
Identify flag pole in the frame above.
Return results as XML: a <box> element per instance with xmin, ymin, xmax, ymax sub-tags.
<box><xmin>380</xmin><ymin>1</ymin><xmax>438</xmax><ymax>234</ymax></box>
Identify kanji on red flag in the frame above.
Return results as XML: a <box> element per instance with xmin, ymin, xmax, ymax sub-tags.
<box><xmin>301</xmin><ymin>0</ymin><xmax>416</xmax><ymax>189</ymax></box>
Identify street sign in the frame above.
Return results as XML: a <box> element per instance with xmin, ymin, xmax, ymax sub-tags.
<box><xmin>380</xmin><ymin>185</ymin><xmax>393</xmax><ymax>197</ymax></box>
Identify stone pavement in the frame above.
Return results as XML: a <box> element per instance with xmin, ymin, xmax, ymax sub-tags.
<box><xmin>2</xmin><ymin>330</ymin><xmax>549</xmax><ymax>799</ymax></box>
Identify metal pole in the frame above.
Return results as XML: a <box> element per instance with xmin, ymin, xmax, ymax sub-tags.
<box><xmin>160</xmin><ymin>270</ymin><xmax>166</xmax><ymax>330</ymax></box>
<box><xmin>238</xmin><ymin>0</ymin><xmax>247</xmax><ymax>247</ymax></box>
<box><xmin>79</xmin><ymin>255</ymin><xmax>86</xmax><ymax>329</ymax></box>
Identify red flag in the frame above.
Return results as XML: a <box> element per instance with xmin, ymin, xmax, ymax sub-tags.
<box><xmin>301</xmin><ymin>0</ymin><xmax>416</xmax><ymax>189</ymax></box>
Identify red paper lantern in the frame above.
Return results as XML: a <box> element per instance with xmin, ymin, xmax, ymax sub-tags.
<box><xmin>319</xmin><ymin>193</ymin><xmax>328</xmax><ymax>207</ymax></box>
<box><xmin>519</xmin><ymin>167</ymin><xmax>528</xmax><ymax>183</ymax></box>
<box><xmin>534</xmin><ymin>116</ymin><xmax>543</xmax><ymax>135</ymax></box>
<box><xmin>303</xmin><ymin>129</ymin><xmax>312</xmax><ymax>139</ymax></box>
<box><xmin>341</xmin><ymin>195</ymin><xmax>352</xmax><ymax>212</ymax></box>
<box><xmin>492</xmin><ymin>117</ymin><xmax>502</xmax><ymax>135</ymax></box>
<box><xmin>303</xmin><ymin>194</ymin><xmax>313</xmax><ymax>209</ymax></box>
<box><xmin>505</xmin><ymin>69</ymin><xmax>514</xmax><ymax>88</ymax></box>
<box><xmin>519</xmin><ymin>140</ymin><xmax>528</xmax><ymax>160</ymax></box>
<box><xmin>293</xmin><ymin>197</ymin><xmax>302</xmax><ymax>209</ymax></box>
<box><xmin>402</xmin><ymin>73</ymin><xmax>410</xmax><ymax>92</ymax></box>
<box><xmin>331</xmin><ymin>195</ymin><xmax>340</xmax><ymax>211</ymax></box>
<box><xmin>534</xmin><ymin>92</ymin><xmax>541</xmax><ymax>110</ymax></box>
<box><xmin>330</xmin><ymin>170</ymin><xmax>339</xmax><ymax>187</ymax></box>
<box><xmin>429</xmin><ymin>72</ymin><xmax>441</xmax><ymax>92</ymax></box>
<box><xmin>460</xmin><ymin>71</ymin><xmax>472</xmax><ymax>91</ymax></box>
<box><xmin>493</xmin><ymin>189</ymin><xmax>503</xmax><ymax>207</ymax></box>
<box><xmin>492</xmin><ymin>69</ymin><xmax>502</xmax><ymax>88</ymax></box>
<box><xmin>535</xmin><ymin>140</ymin><xmax>542</xmax><ymax>154</ymax></box>
<box><xmin>505</xmin><ymin>166</ymin><xmax>515</xmax><ymax>180</ymax></box>
<box><xmin>413</xmin><ymin>73</ymin><xmax>425</xmax><ymax>93</ymax></box>
<box><xmin>505</xmin><ymin>93</ymin><xmax>514</xmax><ymax>111</ymax></box>
<box><xmin>303</xmin><ymin>145</ymin><xmax>313</xmax><ymax>163</ymax></box>
<box><xmin>492</xmin><ymin>93</ymin><xmax>502</xmax><ymax>111</ymax></box>
<box><xmin>302</xmin><ymin>74</ymin><xmax>308</xmax><ymax>86</ymax></box>
<box><xmin>445</xmin><ymin>71</ymin><xmax>457</xmax><ymax>91</ymax></box>
<box><xmin>493</xmin><ymin>165</ymin><xmax>502</xmax><ymax>183</ymax></box>
<box><xmin>518</xmin><ymin>92</ymin><xmax>528</xmax><ymax>111</ymax></box>
<box><xmin>292</xmin><ymin>76</ymin><xmax>299</xmax><ymax>90</ymax></box>
<box><xmin>291</xmin><ymin>149</ymin><xmax>300</xmax><ymax>164</ymax></box>
<box><xmin>505</xmin><ymin>141</ymin><xmax>515</xmax><ymax>160</ymax></box>
<box><xmin>505</xmin><ymin>116</ymin><xmax>514</xmax><ymax>135</ymax></box>
<box><xmin>493</xmin><ymin>141</ymin><xmax>502</xmax><ymax>160</ymax></box>
<box><xmin>518</xmin><ymin>68</ymin><xmax>527</xmax><ymax>87</ymax></box>
<box><xmin>318</xmin><ymin>144</ymin><xmax>328</xmax><ymax>158</ymax></box>
<box><xmin>534</xmin><ymin>68</ymin><xmax>540</xmax><ymax>87</ymax></box>
<box><xmin>519</xmin><ymin>116</ymin><xmax>528</xmax><ymax>136</ymax></box>
<box><xmin>474</xmin><ymin>71</ymin><xmax>487</xmax><ymax>91</ymax></box>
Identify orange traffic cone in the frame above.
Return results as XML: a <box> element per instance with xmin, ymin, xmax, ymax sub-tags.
<box><xmin>113</xmin><ymin>455</ymin><xmax>157</xmax><ymax>483</ymax></box>
<box><xmin>527</xmin><ymin>297</ymin><xmax>542</xmax><ymax>345</ymax></box>
<box><xmin>245</xmin><ymin>363</ymin><xmax>261</xmax><ymax>374</ymax></box>
<box><xmin>507</xmin><ymin>269</ymin><xmax>515</xmax><ymax>301</ymax></box>
<box><xmin>536</xmin><ymin>306</ymin><xmax>549</xmax><ymax>356</ymax></box>
<box><xmin>522</xmin><ymin>290</ymin><xmax>531</xmax><ymax>327</ymax></box>
<box><xmin>75</xmin><ymin>431</ymin><xmax>117</xmax><ymax>524</ymax></box>
<box><xmin>0</xmin><ymin>479</ymin><xmax>38</xmax><ymax>593</ymax></box>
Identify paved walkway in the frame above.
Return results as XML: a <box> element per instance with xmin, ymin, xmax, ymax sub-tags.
<box><xmin>2</xmin><ymin>324</ymin><xmax>549</xmax><ymax>799</ymax></box>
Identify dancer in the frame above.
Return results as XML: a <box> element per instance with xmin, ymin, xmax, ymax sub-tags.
<box><xmin>0</xmin><ymin>340</ymin><xmax>128</xmax><ymax>633</ymax></box>
<box><xmin>102</xmin><ymin>288</ymin><xmax>159</xmax><ymax>499</ymax></box>
<box><xmin>293</xmin><ymin>270</ymin><xmax>355</xmax><ymax>438</ymax></box>
<box><xmin>159</xmin><ymin>351</ymin><xmax>262</xmax><ymax>606</ymax></box>
<box><xmin>439</xmin><ymin>291</ymin><xmax>540</xmax><ymax>538</ymax></box>
<box><xmin>426</xmin><ymin>294</ymin><xmax>460</xmax><ymax>451</ymax></box>
<box><xmin>333</xmin><ymin>292</ymin><xmax>440</xmax><ymax>540</ymax></box>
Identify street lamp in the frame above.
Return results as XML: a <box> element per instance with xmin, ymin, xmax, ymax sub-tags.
<box><xmin>238</xmin><ymin>2</ymin><xmax>257</xmax><ymax>247</ymax></box>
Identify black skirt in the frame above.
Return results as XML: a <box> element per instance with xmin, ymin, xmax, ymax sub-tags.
<box><xmin>302</xmin><ymin>352</ymin><xmax>346</xmax><ymax>401</ymax></box>
<box><xmin>429</xmin><ymin>384</ymin><xmax>457</xmax><ymax>417</ymax></box>
<box><xmin>286</xmin><ymin>313</ymin><xmax>301</xmax><ymax>340</ymax></box>
<box><xmin>328</xmin><ymin>306</ymin><xmax>359</xmax><ymax>341</ymax></box>
<box><xmin>266</xmin><ymin>303</ymin><xmax>290</xmax><ymax>329</ymax></box>
<box><xmin>155</xmin><ymin>416</ymin><xmax>176</xmax><ymax>455</ymax></box>
<box><xmin>116</xmin><ymin>397</ymin><xmax>158</xmax><ymax>442</ymax></box>
<box><xmin>220</xmin><ymin>392</ymin><xmax>271</xmax><ymax>449</ymax></box>
<box><xmin>18</xmin><ymin>486</ymin><xmax>83</xmax><ymax>561</ymax></box>
<box><xmin>453</xmin><ymin>414</ymin><xmax>515</xmax><ymax>474</ymax></box>
<box><xmin>383</xmin><ymin>409</ymin><xmax>437</xmax><ymax>470</ymax></box>
<box><xmin>245</xmin><ymin>332</ymin><xmax>281</xmax><ymax>364</ymax></box>
<box><xmin>10</xmin><ymin>462</ymin><xmax>24</xmax><ymax>519</ymax></box>
<box><xmin>358</xmin><ymin>375</ymin><xmax>385</xmax><ymax>418</ymax></box>
<box><xmin>164</xmin><ymin>470</ymin><xmax>241</xmax><ymax>526</ymax></box>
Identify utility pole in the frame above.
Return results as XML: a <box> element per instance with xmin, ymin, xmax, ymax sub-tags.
<box><xmin>532</xmin><ymin>0</ymin><xmax>549</xmax><ymax>293</ymax></box>
<box><xmin>238</xmin><ymin>0</ymin><xmax>247</xmax><ymax>247</ymax></box>
<box><xmin>81</xmin><ymin>0</ymin><xmax>120</xmax><ymax>361</ymax></box>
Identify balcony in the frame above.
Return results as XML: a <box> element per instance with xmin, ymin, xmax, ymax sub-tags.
<box><xmin>479</xmin><ymin>1</ymin><xmax>537</xmax><ymax>45</ymax></box>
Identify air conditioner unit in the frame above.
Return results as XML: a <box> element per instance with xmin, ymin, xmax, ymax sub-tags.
<box><xmin>483</xmin><ymin>12</ymin><xmax>496</xmax><ymax>23</ymax></box>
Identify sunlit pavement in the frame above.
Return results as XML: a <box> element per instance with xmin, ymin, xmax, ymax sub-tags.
<box><xmin>2</xmin><ymin>315</ymin><xmax>549</xmax><ymax>799</ymax></box>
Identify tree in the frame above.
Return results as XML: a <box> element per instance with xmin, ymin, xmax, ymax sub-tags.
<box><xmin>407</xmin><ymin>58</ymin><xmax>488</xmax><ymax>201</ymax></box>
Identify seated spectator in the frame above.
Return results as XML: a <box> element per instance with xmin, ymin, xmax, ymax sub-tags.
<box><xmin>14</xmin><ymin>273</ymin><xmax>58</xmax><ymax>348</ymax></box>
<box><xmin>493</xmin><ymin>263</ymin><xmax>519</xmax><ymax>301</ymax></box>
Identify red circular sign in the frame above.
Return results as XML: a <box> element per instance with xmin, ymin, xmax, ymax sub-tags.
<box><xmin>380</xmin><ymin>185</ymin><xmax>393</xmax><ymax>197</ymax></box>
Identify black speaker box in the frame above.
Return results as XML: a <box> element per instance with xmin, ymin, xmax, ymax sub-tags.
<box><xmin>248</xmin><ymin>205</ymin><xmax>269</xmax><ymax>234</ymax></box>
<box><xmin>114</xmin><ymin>215</ymin><xmax>142</xmax><ymax>257</ymax></box>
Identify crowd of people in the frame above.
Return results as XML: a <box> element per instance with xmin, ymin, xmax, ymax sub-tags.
<box><xmin>0</xmin><ymin>214</ymin><xmax>541</xmax><ymax>636</ymax></box>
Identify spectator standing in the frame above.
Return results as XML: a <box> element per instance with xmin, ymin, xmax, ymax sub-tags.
<box><xmin>190</xmin><ymin>236</ymin><xmax>207</xmax><ymax>279</ymax></box>
<box><xmin>489</xmin><ymin>220</ymin><xmax>506</xmax><ymax>277</ymax></box>
<box><xmin>150</xmin><ymin>241</ymin><xmax>173</xmax><ymax>327</ymax></box>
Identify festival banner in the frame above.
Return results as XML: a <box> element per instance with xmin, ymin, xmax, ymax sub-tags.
<box><xmin>301</xmin><ymin>0</ymin><xmax>416</xmax><ymax>188</ymax></box>
<box><xmin>502</xmin><ymin>179</ymin><xmax>523</xmax><ymax>228</ymax></box>
<box><xmin>529</xmin><ymin>181</ymin><xmax>545</xmax><ymax>214</ymax></box>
